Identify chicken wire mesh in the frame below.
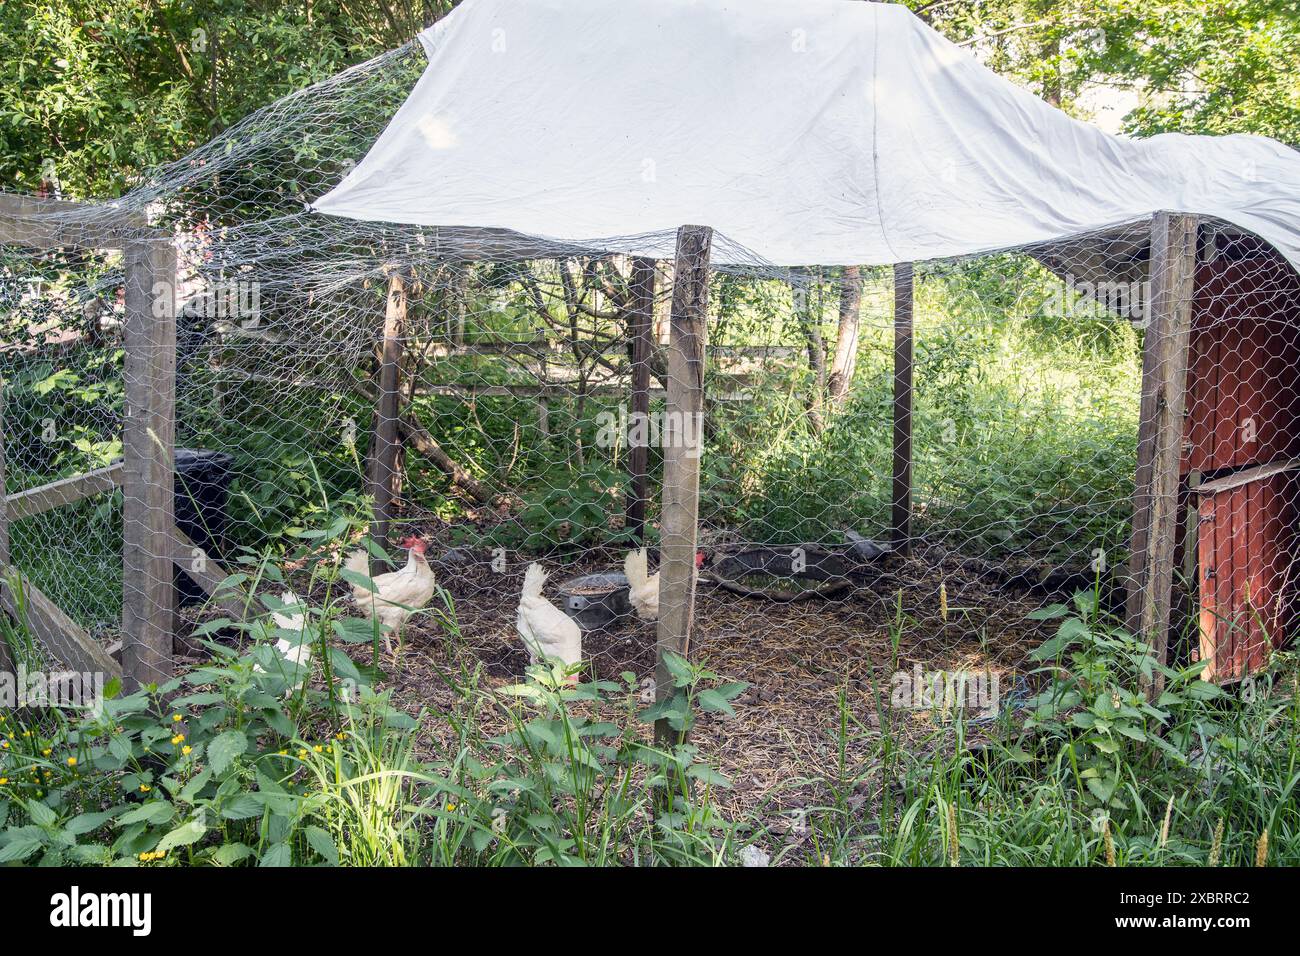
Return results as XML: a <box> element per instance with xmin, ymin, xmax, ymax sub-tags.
<box><xmin>1</xmin><ymin>37</ymin><xmax>1297</xmax><ymax>744</ymax></box>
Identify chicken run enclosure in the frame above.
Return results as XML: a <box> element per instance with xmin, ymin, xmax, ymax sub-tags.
<box><xmin>4</xmin><ymin>0</ymin><xmax>1300</xmax><ymax>789</ymax></box>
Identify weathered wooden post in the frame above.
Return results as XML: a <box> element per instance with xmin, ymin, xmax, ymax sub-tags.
<box><xmin>892</xmin><ymin>262</ymin><xmax>915</xmax><ymax>558</ymax></box>
<box><xmin>0</xmin><ymin>378</ymin><xmax>12</xmax><ymax>678</ymax></box>
<box><xmin>121</xmin><ymin>237</ymin><xmax>178</xmax><ymax>691</ymax></box>
<box><xmin>626</xmin><ymin>257</ymin><xmax>656</xmax><ymax>542</ymax></box>
<box><xmin>1127</xmin><ymin>212</ymin><xmax>1197</xmax><ymax>696</ymax></box>
<box><xmin>368</xmin><ymin>271</ymin><xmax>407</xmax><ymax>546</ymax></box>
<box><xmin>654</xmin><ymin>226</ymin><xmax>712</xmax><ymax>746</ymax></box>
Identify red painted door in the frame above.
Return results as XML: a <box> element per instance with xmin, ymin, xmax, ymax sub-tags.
<box><xmin>1196</xmin><ymin>462</ymin><xmax>1299</xmax><ymax>682</ymax></box>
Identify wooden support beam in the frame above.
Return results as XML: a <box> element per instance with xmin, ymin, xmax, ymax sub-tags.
<box><xmin>654</xmin><ymin>226</ymin><xmax>712</xmax><ymax>746</ymax></box>
<box><xmin>0</xmin><ymin>192</ymin><xmax>144</xmax><ymax>251</ymax></box>
<box><xmin>0</xmin><ymin>381</ymin><xmax>11</xmax><ymax>678</ymax></box>
<box><xmin>368</xmin><ymin>273</ymin><xmax>406</xmax><ymax>545</ymax></box>
<box><xmin>892</xmin><ymin>263</ymin><xmax>915</xmax><ymax>558</ymax></box>
<box><xmin>170</xmin><ymin>527</ymin><xmax>249</xmax><ymax>625</ymax></box>
<box><xmin>0</xmin><ymin>565</ymin><xmax>122</xmax><ymax>679</ymax></box>
<box><xmin>1127</xmin><ymin>212</ymin><xmax>1198</xmax><ymax>696</ymax></box>
<box><xmin>5</xmin><ymin>463</ymin><xmax>123</xmax><ymax>521</ymax></box>
<box><xmin>121</xmin><ymin>239</ymin><xmax>177</xmax><ymax>692</ymax></box>
<box><xmin>627</xmin><ymin>257</ymin><xmax>656</xmax><ymax>542</ymax></box>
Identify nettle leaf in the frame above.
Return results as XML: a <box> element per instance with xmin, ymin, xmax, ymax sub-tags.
<box><xmin>1027</xmin><ymin>602</ymin><xmax>1069</xmax><ymax>620</ymax></box>
<box><xmin>263</xmin><ymin>709</ymin><xmax>296</xmax><ymax>737</ymax></box>
<box><xmin>1115</xmin><ymin>723</ymin><xmax>1147</xmax><ymax>742</ymax></box>
<box><xmin>1183</xmin><ymin>680</ymin><xmax>1225</xmax><ymax>701</ymax></box>
<box><xmin>713</xmin><ymin>681</ymin><xmax>749</xmax><ymax>701</ymax></box>
<box><xmin>66</xmin><ymin>809</ymin><xmax>121</xmax><ymax>836</ymax></box>
<box><xmin>174</xmin><ymin>691</ymin><xmax>225</xmax><ymax>708</ymax></box>
<box><xmin>24</xmin><ymin>799</ymin><xmax>57</xmax><ymax>827</ymax></box>
<box><xmin>191</xmin><ymin>619</ymin><xmax>235</xmax><ymax>638</ymax></box>
<box><xmin>333</xmin><ymin>617</ymin><xmax>379</xmax><ymax>644</ymax></box>
<box><xmin>337</xmin><ymin>567</ymin><xmax>379</xmax><ymax>593</ymax></box>
<box><xmin>0</xmin><ymin>838</ymin><xmax>44</xmax><ymax>863</ymax></box>
<box><xmin>155</xmin><ymin>818</ymin><xmax>207</xmax><ymax>854</ymax></box>
<box><xmin>686</xmin><ymin>764</ymin><xmax>731</xmax><ymax>787</ymax></box>
<box><xmin>179</xmin><ymin>767</ymin><xmax>214</xmax><ymax>804</ymax></box>
<box><xmin>220</xmin><ymin>794</ymin><xmax>264</xmax><ymax>821</ymax></box>
<box><xmin>118</xmin><ymin>801</ymin><xmax>174</xmax><ymax>826</ymax></box>
<box><xmin>208</xmin><ymin>730</ymin><xmax>250</xmax><ymax>776</ymax></box>
<box><xmin>328</xmin><ymin>647</ymin><xmax>365</xmax><ymax>685</ymax></box>
<box><xmin>1085</xmin><ymin>775</ymin><xmax>1117</xmax><ymax>804</ymax></box>
<box><xmin>70</xmin><ymin>844</ymin><xmax>112</xmax><ymax>864</ymax></box>
<box><xmin>661</xmin><ymin>651</ymin><xmax>693</xmax><ymax>687</ymax></box>
<box><xmin>259</xmin><ymin>842</ymin><xmax>292</xmax><ymax>867</ymax></box>
<box><xmin>108</xmin><ymin>733</ymin><xmax>134</xmax><ymax>764</ymax></box>
<box><xmin>213</xmin><ymin>842</ymin><xmax>254</xmax><ymax>866</ymax></box>
<box><xmin>304</xmin><ymin>826</ymin><xmax>339</xmax><ymax>865</ymax></box>
<box><xmin>696</xmin><ymin>689</ymin><xmax>736</xmax><ymax>717</ymax></box>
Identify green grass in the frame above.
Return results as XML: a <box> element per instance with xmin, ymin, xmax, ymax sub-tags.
<box><xmin>2</xmin><ymin>564</ymin><xmax>1296</xmax><ymax>866</ymax></box>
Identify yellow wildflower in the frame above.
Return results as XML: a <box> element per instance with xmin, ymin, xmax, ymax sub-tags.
<box><xmin>140</xmin><ymin>784</ymin><xmax>151</xmax><ymax>793</ymax></box>
<box><xmin>0</xmin><ymin>778</ymin><xmax>7</xmax><ymax>785</ymax></box>
<box><xmin>66</xmin><ymin>757</ymin><xmax>77</xmax><ymax>767</ymax></box>
<box><xmin>41</xmin><ymin>748</ymin><xmax>51</xmax><ymax>757</ymax></box>
<box><xmin>171</xmin><ymin>734</ymin><xmax>185</xmax><ymax>745</ymax></box>
<box><xmin>182</xmin><ymin>745</ymin><xmax>192</xmax><ymax>756</ymax></box>
<box><xmin>313</xmin><ymin>745</ymin><xmax>323</xmax><ymax>753</ymax></box>
<box><xmin>172</xmin><ymin>714</ymin><xmax>182</xmax><ymax>722</ymax></box>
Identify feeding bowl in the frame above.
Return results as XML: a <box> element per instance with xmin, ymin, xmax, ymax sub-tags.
<box><xmin>704</xmin><ymin>546</ymin><xmax>852</xmax><ymax>602</ymax></box>
<box><xmin>558</xmin><ymin>572</ymin><xmax>634</xmax><ymax>629</ymax></box>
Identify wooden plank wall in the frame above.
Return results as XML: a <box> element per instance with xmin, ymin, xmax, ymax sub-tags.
<box><xmin>1184</xmin><ymin>258</ymin><xmax>1300</xmax><ymax>475</ymax></box>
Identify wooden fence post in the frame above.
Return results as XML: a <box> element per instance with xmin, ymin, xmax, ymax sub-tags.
<box><xmin>121</xmin><ymin>238</ymin><xmax>177</xmax><ymax>691</ymax></box>
<box><xmin>655</xmin><ymin>226</ymin><xmax>712</xmax><ymax>746</ymax></box>
<box><xmin>627</xmin><ymin>257</ymin><xmax>656</xmax><ymax>542</ymax></box>
<box><xmin>892</xmin><ymin>263</ymin><xmax>915</xmax><ymax>558</ymax></box>
<box><xmin>369</xmin><ymin>271</ymin><xmax>406</xmax><ymax>546</ymax></box>
<box><xmin>0</xmin><ymin>377</ymin><xmax>12</xmax><ymax>678</ymax></box>
<box><xmin>1127</xmin><ymin>212</ymin><xmax>1197</xmax><ymax>696</ymax></box>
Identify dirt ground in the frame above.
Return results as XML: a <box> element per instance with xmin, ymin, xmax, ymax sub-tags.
<box><xmin>347</xmin><ymin>539</ymin><xmax>1058</xmax><ymax>820</ymax></box>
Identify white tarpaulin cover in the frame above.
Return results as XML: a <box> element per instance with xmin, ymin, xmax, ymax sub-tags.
<box><xmin>312</xmin><ymin>0</ymin><xmax>1300</xmax><ymax>268</ymax></box>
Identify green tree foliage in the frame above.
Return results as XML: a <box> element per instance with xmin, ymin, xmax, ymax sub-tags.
<box><xmin>0</xmin><ymin>0</ymin><xmax>458</xmax><ymax>197</ymax></box>
<box><xmin>2</xmin><ymin>0</ymin><xmax>1293</xmax><ymax>201</ymax></box>
<box><xmin>907</xmin><ymin>0</ymin><xmax>1300</xmax><ymax>140</ymax></box>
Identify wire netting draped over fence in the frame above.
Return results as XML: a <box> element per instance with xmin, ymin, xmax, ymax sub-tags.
<box><xmin>3</xmin><ymin>38</ymin><xmax>1299</xmax><ymax>795</ymax></box>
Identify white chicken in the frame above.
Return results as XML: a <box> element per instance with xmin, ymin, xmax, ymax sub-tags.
<box><xmin>623</xmin><ymin>548</ymin><xmax>705</xmax><ymax>622</ymax></box>
<box><xmin>255</xmin><ymin>590</ymin><xmax>313</xmax><ymax>694</ymax></box>
<box><xmin>343</xmin><ymin>535</ymin><xmax>437</xmax><ymax>656</ymax></box>
<box><xmin>624</xmin><ymin>548</ymin><xmax>659</xmax><ymax>621</ymax></box>
<box><xmin>515</xmin><ymin>563</ymin><xmax>582</xmax><ymax>682</ymax></box>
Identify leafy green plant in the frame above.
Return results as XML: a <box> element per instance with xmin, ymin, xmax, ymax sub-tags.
<box><xmin>1021</xmin><ymin>591</ymin><xmax>1224</xmax><ymax>810</ymax></box>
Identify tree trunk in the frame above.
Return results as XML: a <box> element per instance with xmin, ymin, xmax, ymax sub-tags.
<box><xmin>828</xmin><ymin>265</ymin><xmax>862</xmax><ymax>407</ymax></box>
<box><xmin>794</xmin><ymin>269</ymin><xmax>827</xmax><ymax>433</ymax></box>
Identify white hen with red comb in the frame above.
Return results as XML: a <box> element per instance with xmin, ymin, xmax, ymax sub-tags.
<box><xmin>344</xmin><ymin>536</ymin><xmax>437</xmax><ymax>656</ymax></box>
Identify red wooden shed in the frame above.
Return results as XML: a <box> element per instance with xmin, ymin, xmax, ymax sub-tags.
<box><xmin>1184</xmin><ymin>247</ymin><xmax>1300</xmax><ymax>681</ymax></box>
